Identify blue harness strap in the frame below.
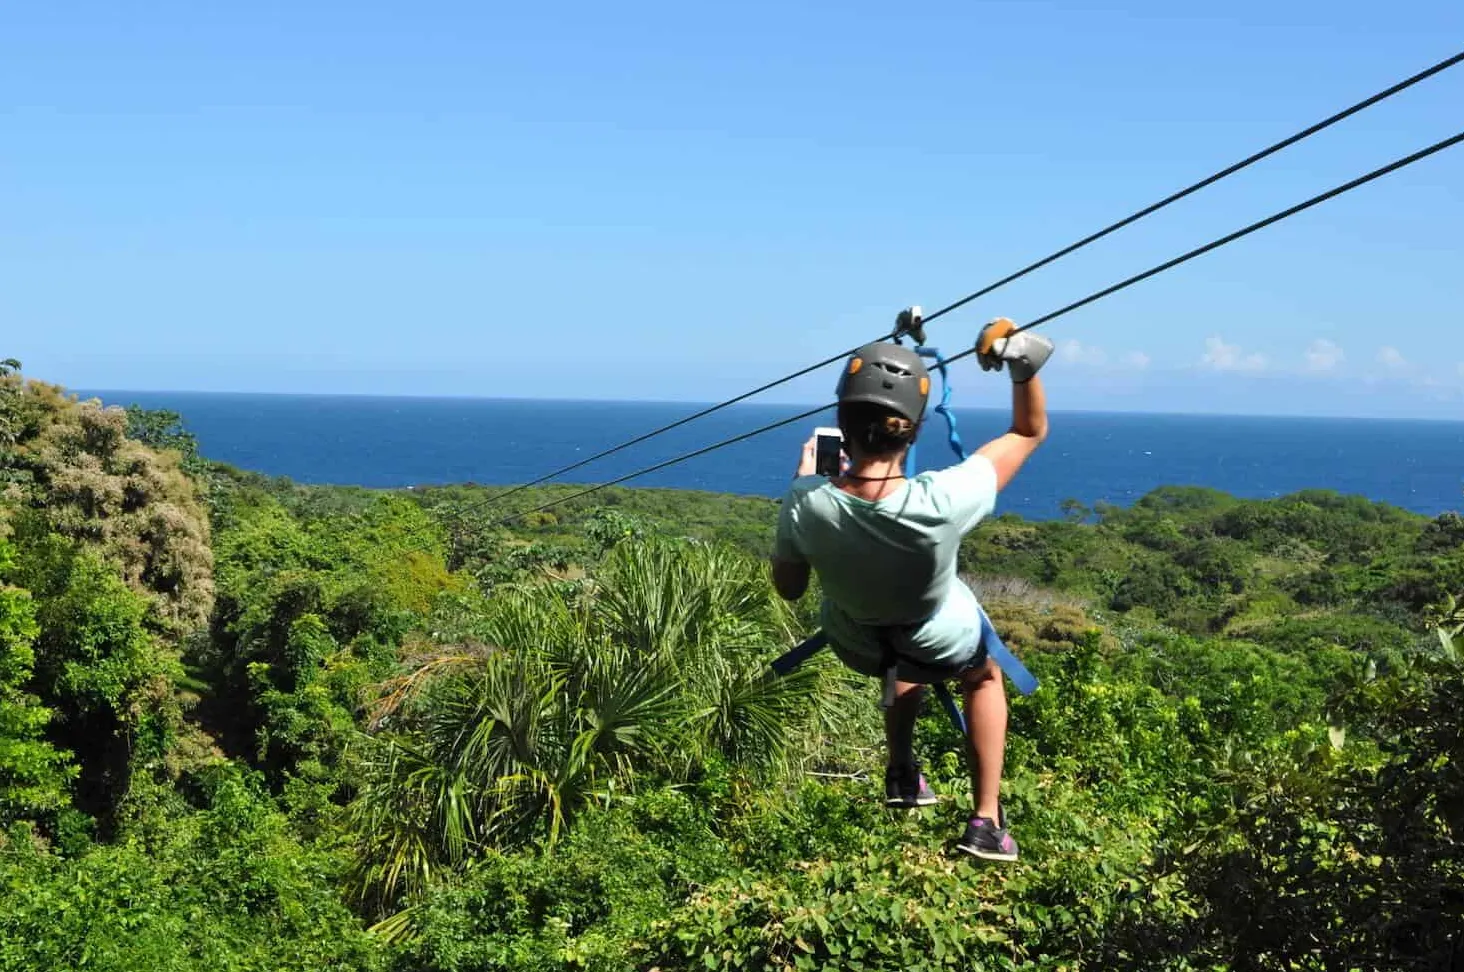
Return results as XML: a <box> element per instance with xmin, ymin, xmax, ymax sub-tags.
<box><xmin>979</xmin><ymin>605</ymin><xmax>1038</xmax><ymax>696</ymax></box>
<box><xmin>932</xmin><ymin>682</ymin><xmax>966</xmax><ymax>734</ymax></box>
<box><xmin>913</xmin><ymin>346</ymin><xmax>968</xmax><ymax>469</ymax></box>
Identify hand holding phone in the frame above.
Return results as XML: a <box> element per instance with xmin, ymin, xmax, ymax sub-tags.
<box><xmin>814</xmin><ymin>427</ymin><xmax>843</xmax><ymax>478</ymax></box>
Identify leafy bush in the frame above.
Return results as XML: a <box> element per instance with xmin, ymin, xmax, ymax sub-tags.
<box><xmin>393</xmin><ymin>789</ymin><xmax>731</xmax><ymax>972</ymax></box>
<box><xmin>0</xmin><ymin>772</ymin><xmax>379</xmax><ymax>972</ymax></box>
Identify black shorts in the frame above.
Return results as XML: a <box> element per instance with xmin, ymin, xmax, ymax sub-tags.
<box><xmin>829</xmin><ymin>630</ymin><xmax>989</xmax><ymax>685</ymax></box>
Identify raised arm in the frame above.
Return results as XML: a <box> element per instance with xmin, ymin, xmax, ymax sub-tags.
<box><xmin>976</xmin><ymin>374</ymin><xmax>1048</xmax><ymax>491</ymax></box>
<box><xmin>972</xmin><ymin>318</ymin><xmax>1053</xmax><ymax>492</ymax></box>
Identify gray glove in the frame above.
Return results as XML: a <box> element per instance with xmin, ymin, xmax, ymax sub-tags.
<box><xmin>977</xmin><ymin>318</ymin><xmax>1054</xmax><ymax>383</ymax></box>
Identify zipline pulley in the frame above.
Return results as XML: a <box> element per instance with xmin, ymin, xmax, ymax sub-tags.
<box><xmin>892</xmin><ymin>305</ymin><xmax>927</xmax><ymax>346</ymax></box>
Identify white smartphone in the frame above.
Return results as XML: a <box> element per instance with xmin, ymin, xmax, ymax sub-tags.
<box><xmin>813</xmin><ymin>426</ymin><xmax>843</xmax><ymax>477</ymax></box>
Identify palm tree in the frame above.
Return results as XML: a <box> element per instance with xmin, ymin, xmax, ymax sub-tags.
<box><xmin>347</xmin><ymin>535</ymin><xmax>856</xmax><ymax>916</ymax></box>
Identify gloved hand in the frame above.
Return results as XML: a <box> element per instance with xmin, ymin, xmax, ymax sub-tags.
<box><xmin>977</xmin><ymin>318</ymin><xmax>1054</xmax><ymax>383</ymax></box>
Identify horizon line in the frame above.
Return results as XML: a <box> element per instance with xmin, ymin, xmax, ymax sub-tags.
<box><xmin>67</xmin><ymin>385</ymin><xmax>1464</xmax><ymax>427</ymax></box>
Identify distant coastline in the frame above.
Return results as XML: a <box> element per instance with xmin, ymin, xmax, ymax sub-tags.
<box><xmin>77</xmin><ymin>387</ymin><xmax>1464</xmax><ymax>428</ymax></box>
<box><xmin>76</xmin><ymin>390</ymin><xmax>1464</xmax><ymax>520</ymax></box>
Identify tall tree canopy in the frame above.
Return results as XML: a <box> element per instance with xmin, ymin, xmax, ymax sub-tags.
<box><xmin>0</xmin><ymin>373</ymin><xmax>213</xmax><ymax>636</ymax></box>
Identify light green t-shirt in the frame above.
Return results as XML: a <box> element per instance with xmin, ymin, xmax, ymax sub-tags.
<box><xmin>774</xmin><ymin>454</ymin><xmax>999</xmax><ymax>675</ymax></box>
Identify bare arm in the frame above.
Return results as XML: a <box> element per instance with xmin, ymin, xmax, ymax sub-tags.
<box><xmin>976</xmin><ymin>373</ymin><xmax>1048</xmax><ymax>491</ymax></box>
<box><xmin>972</xmin><ymin>319</ymin><xmax>1053</xmax><ymax>492</ymax></box>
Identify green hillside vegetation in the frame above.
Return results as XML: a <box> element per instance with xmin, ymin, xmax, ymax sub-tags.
<box><xmin>1</xmin><ymin>364</ymin><xmax>1460</xmax><ymax>970</ymax></box>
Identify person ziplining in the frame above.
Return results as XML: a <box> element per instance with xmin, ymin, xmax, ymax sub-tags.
<box><xmin>769</xmin><ymin>317</ymin><xmax>1053</xmax><ymax>861</ymax></box>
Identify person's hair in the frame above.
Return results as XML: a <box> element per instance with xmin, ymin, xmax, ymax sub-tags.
<box><xmin>837</xmin><ymin>401</ymin><xmax>918</xmax><ymax>460</ymax></box>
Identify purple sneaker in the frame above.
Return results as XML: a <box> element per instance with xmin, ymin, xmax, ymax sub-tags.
<box><xmin>884</xmin><ymin>764</ymin><xmax>939</xmax><ymax>808</ymax></box>
<box><xmin>956</xmin><ymin>812</ymin><xmax>1019</xmax><ymax>862</ymax></box>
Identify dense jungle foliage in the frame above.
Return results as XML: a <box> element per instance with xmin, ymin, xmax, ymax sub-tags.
<box><xmin>1</xmin><ymin>362</ymin><xmax>1460</xmax><ymax>971</ymax></box>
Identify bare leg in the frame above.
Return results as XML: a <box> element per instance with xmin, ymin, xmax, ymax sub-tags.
<box><xmin>885</xmin><ymin>680</ymin><xmax>925</xmax><ymax>770</ymax></box>
<box><xmin>960</xmin><ymin>658</ymin><xmax>1006</xmax><ymax>820</ymax></box>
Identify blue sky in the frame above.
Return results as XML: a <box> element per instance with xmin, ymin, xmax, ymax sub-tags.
<box><xmin>3</xmin><ymin>1</ymin><xmax>1462</xmax><ymax>419</ymax></box>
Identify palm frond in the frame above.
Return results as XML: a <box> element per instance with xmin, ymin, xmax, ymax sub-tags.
<box><xmin>346</xmin><ymin>533</ymin><xmax>864</xmax><ymax>906</ymax></box>
<box><xmin>345</xmin><ymin>734</ymin><xmax>477</xmax><ymax>909</ymax></box>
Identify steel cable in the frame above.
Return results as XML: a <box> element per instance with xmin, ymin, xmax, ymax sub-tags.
<box><xmin>492</xmin><ymin>127</ymin><xmax>1464</xmax><ymax>525</ymax></box>
<box><xmin>476</xmin><ymin>49</ymin><xmax>1463</xmax><ymax>511</ymax></box>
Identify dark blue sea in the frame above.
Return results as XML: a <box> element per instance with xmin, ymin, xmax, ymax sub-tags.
<box><xmin>83</xmin><ymin>392</ymin><xmax>1464</xmax><ymax>521</ymax></box>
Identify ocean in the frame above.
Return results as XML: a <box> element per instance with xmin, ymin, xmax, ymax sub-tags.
<box><xmin>84</xmin><ymin>391</ymin><xmax>1463</xmax><ymax>522</ymax></box>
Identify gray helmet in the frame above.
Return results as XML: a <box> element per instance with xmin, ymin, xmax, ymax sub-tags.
<box><xmin>835</xmin><ymin>342</ymin><xmax>930</xmax><ymax>423</ymax></box>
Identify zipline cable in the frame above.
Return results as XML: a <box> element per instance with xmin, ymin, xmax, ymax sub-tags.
<box><xmin>491</xmin><ymin>127</ymin><xmax>1464</xmax><ymax>526</ymax></box>
<box><xmin>493</xmin><ymin>404</ymin><xmax>832</xmax><ymax>525</ymax></box>
<box><xmin>475</xmin><ymin>49</ymin><xmax>1464</xmax><ymax>511</ymax></box>
<box><xmin>998</xmin><ymin>128</ymin><xmax>1464</xmax><ymax>338</ymax></box>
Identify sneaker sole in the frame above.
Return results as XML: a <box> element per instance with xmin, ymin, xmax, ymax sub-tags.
<box><xmin>956</xmin><ymin>844</ymin><xmax>1019</xmax><ymax>862</ymax></box>
<box><xmin>885</xmin><ymin>795</ymin><xmax>940</xmax><ymax>808</ymax></box>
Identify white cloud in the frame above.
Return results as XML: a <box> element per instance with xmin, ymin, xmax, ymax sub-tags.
<box><xmin>1200</xmin><ymin>336</ymin><xmax>1267</xmax><ymax>373</ymax></box>
<box><xmin>1058</xmin><ymin>341</ymin><xmax>1151</xmax><ymax>371</ymax></box>
<box><xmin>1060</xmin><ymin>339</ymin><xmax>1109</xmax><ymax>367</ymax></box>
<box><xmin>1303</xmin><ymin>339</ymin><xmax>1344</xmax><ymax>373</ymax></box>
<box><xmin>1378</xmin><ymin>346</ymin><xmax>1407</xmax><ymax>370</ymax></box>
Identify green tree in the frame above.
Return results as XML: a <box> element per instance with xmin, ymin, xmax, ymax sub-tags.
<box><xmin>584</xmin><ymin>507</ymin><xmax>645</xmax><ymax>554</ymax></box>
<box><xmin>197</xmin><ymin>490</ymin><xmax>458</xmax><ymax>795</ymax></box>
<box><xmin>124</xmin><ymin>404</ymin><xmax>205</xmax><ymax>476</ymax></box>
<box><xmin>6</xmin><ymin>531</ymin><xmax>182</xmax><ymax>830</ymax></box>
<box><xmin>1109</xmin><ymin>556</ymin><xmax>1192</xmax><ymax>615</ymax></box>
<box><xmin>0</xmin><ymin>377</ymin><xmax>214</xmax><ymax>635</ymax></box>
<box><xmin>1058</xmin><ymin>497</ymin><xmax>1092</xmax><ymax>524</ymax></box>
<box><xmin>0</xmin><ymin>540</ymin><xmax>74</xmax><ymax>826</ymax></box>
